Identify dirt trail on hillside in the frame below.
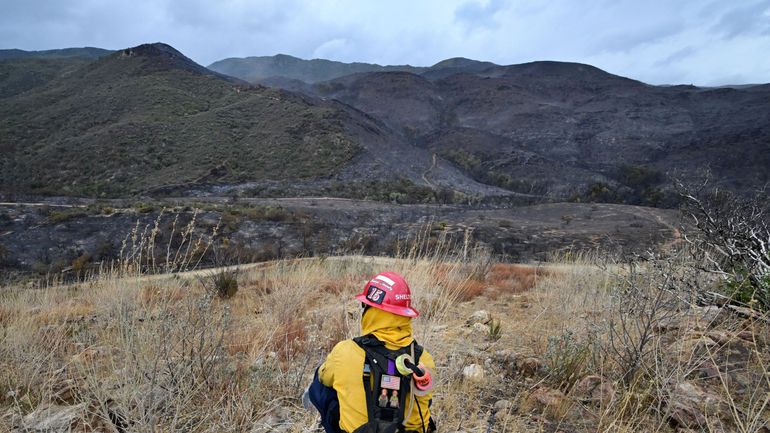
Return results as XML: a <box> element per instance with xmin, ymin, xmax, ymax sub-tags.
<box><xmin>635</xmin><ymin>205</ymin><xmax>683</xmax><ymax>250</ymax></box>
<box><xmin>0</xmin><ymin>202</ymin><xmax>86</xmax><ymax>208</ymax></box>
<box><xmin>135</xmin><ymin>255</ymin><xmax>402</xmax><ymax>282</ymax></box>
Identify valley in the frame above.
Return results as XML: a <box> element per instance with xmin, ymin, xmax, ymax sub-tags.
<box><xmin>0</xmin><ymin>42</ymin><xmax>767</xmax><ymax>278</ymax></box>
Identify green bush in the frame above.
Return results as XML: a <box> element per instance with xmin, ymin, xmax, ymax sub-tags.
<box><xmin>719</xmin><ymin>268</ymin><xmax>770</xmax><ymax>309</ymax></box>
<box><xmin>136</xmin><ymin>203</ymin><xmax>155</xmax><ymax>214</ymax></box>
<box><xmin>207</xmin><ymin>269</ymin><xmax>239</xmax><ymax>299</ymax></box>
<box><xmin>47</xmin><ymin>208</ymin><xmax>88</xmax><ymax>224</ymax></box>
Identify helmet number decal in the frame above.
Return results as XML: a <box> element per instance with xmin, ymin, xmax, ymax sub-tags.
<box><xmin>366</xmin><ymin>285</ymin><xmax>386</xmax><ymax>305</ymax></box>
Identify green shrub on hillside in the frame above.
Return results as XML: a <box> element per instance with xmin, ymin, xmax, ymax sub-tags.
<box><xmin>718</xmin><ymin>267</ymin><xmax>770</xmax><ymax>309</ymax></box>
<box><xmin>543</xmin><ymin>330</ymin><xmax>589</xmax><ymax>391</ymax></box>
<box><xmin>47</xmin><ymin>208</ymin><xmax>89</xmax><ymax>224</ymax></box>
<box><xmin>440</xmin><ymin>149</ymin><xmax>550</xmax><ymax>195</ymax></box>
<box><xmin>204</xmin><ymin>269</ymin><xmax>239</xmax><ymax>299</ymax></box>
<box><xmin>316</xmin><ymin>178</ymin><xmax>452</xmax><ymax>204</ymax></box>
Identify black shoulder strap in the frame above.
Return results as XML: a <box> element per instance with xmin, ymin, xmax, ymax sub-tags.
<box><xmin>354</xmin><ymin>335</ymin><xmax>386</xmax><ymax>431</ymax></box>
<box><xmin>354</xmin><ymin>336</ymin><xmax>425</xmax><ymax>377</ymax></box>
<box><xmin>354</xmin><ymin>335</ymin><xmax>423</xmax><ymax>433</ymax></box>
<box><xmin>413</xmin><ymin>342</ymin><xmax>424</xmax><ymax>365</ymax></box>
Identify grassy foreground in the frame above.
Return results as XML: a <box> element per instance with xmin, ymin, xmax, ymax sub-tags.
<box><xmin>0</xmin><ymin>246</ymin><xmax>768</xmax><ymax>432</ymax></box>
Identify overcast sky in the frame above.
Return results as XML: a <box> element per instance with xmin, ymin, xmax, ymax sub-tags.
<box><xmin>2</xmin><ymin>0</ymin><xmax>769</xmax><ymax>85</ymax></box>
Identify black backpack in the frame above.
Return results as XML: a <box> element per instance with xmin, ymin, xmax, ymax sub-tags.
<box><xmin>351</xmin><ymin>335</ymin><xmax>431</xmax><ymax>433</ymax></box>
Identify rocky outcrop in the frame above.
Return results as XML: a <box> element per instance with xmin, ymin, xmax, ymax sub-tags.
<box><xmin>19</xmin><ymin>403</ymin><xmax>87</xmax><ymax>433</ymax></box>
<box><xmin>570</xmin><ymin>375</ymin><xmax>615</xmax><ymax>407</ymax></box>
<box><xmin>462</xmin><ymin>364</ymin><xmax>485</xmax><ymax>382</ymax></box>
<box><xmin>665</xmin><ymin>381</ymin><xmax>733</xmax><ymax>431</ymax></box>
<box><xmin>523</xmin><ymin>387</ymin><xmax>567</xmax><ymax>415</ymax></box>
<box><xmin>466</xmin><ymin>310</ymin><xmax>491</xmax><ymax>326</ymax></box>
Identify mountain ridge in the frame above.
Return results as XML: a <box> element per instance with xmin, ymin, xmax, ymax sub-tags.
<box><xmin>274</xmin><ymin>57</ymin><xmax>770</xmax><ymax>203</ymax></box>
<box><xmin>0</xmin><ymin>42</ymin><xmax>503</xmax><ymax>201</ymax></box>
<box><xmin>0</xmin><ymin>43</ymin><xmax>366</xmax><ymax>196</ymax></box>
<box><xmin>1</xmin><ymin>42</ymin><xmax>768</xmax><ymax>205</ymax></box>
<box><xmin>207</xmin><ymin>54</ymin><xmax>426</xmax><ymax>84</ymax></box>
<box><xmin>0</xmin><ymin>47</ymin><xmax>113</xmax><ymax>60</ymax></box>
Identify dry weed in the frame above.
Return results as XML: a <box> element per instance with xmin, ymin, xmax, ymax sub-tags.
<box><xmin>1</xmin><ymin>230</ymin><xmax>767</xmax><ymax>432</ymax></box>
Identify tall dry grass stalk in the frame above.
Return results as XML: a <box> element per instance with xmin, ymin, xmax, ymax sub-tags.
<box><xmin>115</xmin><ymin>208</ymin><xmax>221</xmax><ymax>277</ymax></box>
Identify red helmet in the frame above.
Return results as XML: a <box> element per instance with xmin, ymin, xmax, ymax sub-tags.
<box><xmin>355</xmin><ymin>271</ymin><xmax>419</xmax><ymax>318</ymax></box>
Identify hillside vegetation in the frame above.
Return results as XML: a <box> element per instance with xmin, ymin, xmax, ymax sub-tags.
<box><xmin>0</xmin><ymin>47</ymin><xmax>112</xmax><ymax>61</ymax></box>
<box><xmin>0</xmin><ymin>57</ymin><xmax>93</xmax><ymax>98</ymax></box>
<box><xmin>0</xmin><ymin>44</ymin><xmax>361</xmax><ymax>197</ymax></box>
<box><xmin>208</xmin><ymin>53</ymin><xmax>424</xmax><ymax>84</ymax></box>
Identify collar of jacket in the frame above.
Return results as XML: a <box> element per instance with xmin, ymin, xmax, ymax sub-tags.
<box><xmin>361</xmin><ymin>306</ymin><xmax>414</xmax><ymax>350</ymax></box>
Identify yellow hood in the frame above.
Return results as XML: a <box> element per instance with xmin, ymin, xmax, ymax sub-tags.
<box><xmin>361</xmin><ymin>307</ymin><xmax>413</xmax><ymax>350</ymax></box>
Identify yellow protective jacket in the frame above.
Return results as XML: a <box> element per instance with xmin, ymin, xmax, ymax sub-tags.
<box><xmin>318</xmin><ymin>307</ymin><xmax>435</xmax><ymax>433</ymax></box>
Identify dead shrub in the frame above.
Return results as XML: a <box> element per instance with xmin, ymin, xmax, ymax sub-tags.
<box><xmin>321</xmin><ymin>312</ymin><xmax>349</xmax><ymax>353</ymax></box>
<box><xmin>0</xmin><ymin>305</ymin><xmax>17</xmax><ymax>326</ymax></box>
<box><xmin>245</xmin><ymin>275</ymin><xmax>273</xmax><ymax>296</ymax></box>
<box><xmin>487</xmin><ymin>263</ymin><xmax>549</xmax><ymax>298</ymax></box>
<box><xmin>430</xmin><ymin>263</ymin><xmax>452</xmax><ymax>283</ymax></box>
<box><xmin>224</xmin><ymin>325</ymin><xmax>257</xmax><ymax>356</ymax></box>
<box><xmin>457</xmin><ymin>278</ymin><xmax>486</xmax><ymax>302</ymax></box>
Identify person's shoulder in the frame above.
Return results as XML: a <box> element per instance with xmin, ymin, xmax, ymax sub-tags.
<box><xmin>417</xmin><ymin>345</ymin><xmax>436</xmax><ymax>369</ymax></box>
<box><xmin>329</xmin><ymin>338</ymin><xmax>364</xmax><ymax>357</ymax></box>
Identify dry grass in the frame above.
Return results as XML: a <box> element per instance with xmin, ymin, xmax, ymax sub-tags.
<box><xmin>138</xmin><ymin>283</ymin><xmax>186</xmax><ymax>307</ymax></box>
<box><xmin>487</xmin><ymin>263</ymin><xmax>549</xmax><ymax>298</ymax></box>
<box><xmin>0</xmin><ymin>240</ymin><xmax>767</xmax><ymax>432</ymax></box>
<box><xmin>457</xmin><ymin>277</ymin><xmax>486</xmax><ymax>302</ymax></box>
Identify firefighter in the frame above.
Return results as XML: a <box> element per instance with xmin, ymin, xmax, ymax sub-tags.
<box><xmin>306</xmin><ymin>271</ymin><xmax>436</xmax><ymax>433</ymax></box>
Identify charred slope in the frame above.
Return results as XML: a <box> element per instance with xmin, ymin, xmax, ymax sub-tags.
<box><xmin>297</xmin><ymin>60</ymin><xmax>770</xmax><ymax>201</ymax></box>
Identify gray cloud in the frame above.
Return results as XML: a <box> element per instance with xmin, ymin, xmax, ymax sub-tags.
<box><xmin>1</xmin><ymin>0</ymin><xmax>769</xmax><ymax>85</ymax></box>
<box><xmin>653</xmin><ymin>45</ymin><xmax>697</xmax><ymax>68</ymax></box>
<box><xmin>710</xmin><ymin>0</ymin><xmax>770</xmax><ymax>38</ymax></box>
<box><xmin>454</xmin><ymin>0</ymin><xmax>507</xmax><ymax>29</ymax></box>
<box><xmin>598</xmin><ymin>20</ymin><xmax>684</xmax><ymax>54</ymax></box>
